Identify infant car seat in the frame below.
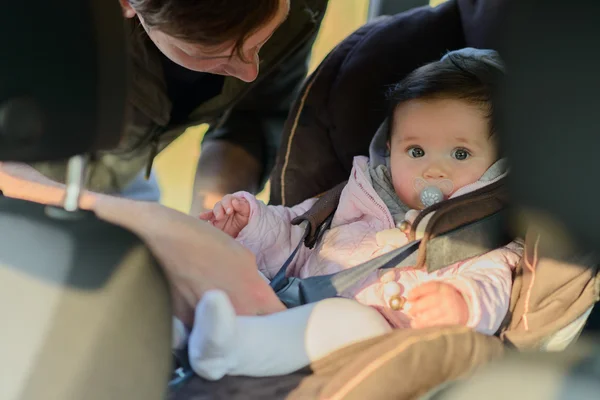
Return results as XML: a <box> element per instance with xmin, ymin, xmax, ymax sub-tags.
<box><xmin>169</xmin><ymin>0</ymin><xmax>600</xmax><ymax>399</ymax></box>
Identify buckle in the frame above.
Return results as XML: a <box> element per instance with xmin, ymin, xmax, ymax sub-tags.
<box><xmin>168</xmin><ymin>347</ymin><xmax>194</xmax><ymax>389</ymax></box>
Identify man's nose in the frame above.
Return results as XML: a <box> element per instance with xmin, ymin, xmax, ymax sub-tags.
<box><xmin>228</xmin><ymin>55</ymin><xmax>260</xmax><ymax>82</ymax></box>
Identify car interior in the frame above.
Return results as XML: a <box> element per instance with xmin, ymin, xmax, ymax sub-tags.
<box><xmin>2</xmin><ymin>1</ymin><xmax>600</xmax><ymax>399</ymax></box>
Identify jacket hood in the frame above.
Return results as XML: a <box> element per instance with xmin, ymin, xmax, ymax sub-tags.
<box><xmin>368</xmin><ymin>47</ymin><xmax>506</xmax><ymax>169</ymax></box>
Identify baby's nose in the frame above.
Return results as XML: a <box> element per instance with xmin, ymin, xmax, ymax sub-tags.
<box><xmin>423</xmin><ymin>167</ymin><xmax>447</xmax><ymax>180</ymax></box>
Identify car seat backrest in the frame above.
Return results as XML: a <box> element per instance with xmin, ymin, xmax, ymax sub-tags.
<box><xmin>499</xmin><ymin>221</ymin><xmax>599</xmax><ymax>350</ymax></box>
<box><xmin>269</xmin><ymin>1</ymin><xmax>466</xmax><ymax>207</ymax></box>
<box><xmin>0</xmin><ymin>199</ymin><xmax>172</xmax><ymax>400</ymax></box>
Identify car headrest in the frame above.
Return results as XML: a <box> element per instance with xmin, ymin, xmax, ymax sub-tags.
<box><xmin>496</xmin><ymin>0</ymin><xmax>600</xmax><ymax>254</ymax></box>
<box><xmin>0</xmin><ymin>0</ymin><xmax>129</xmax><ymax>162</ymax></box>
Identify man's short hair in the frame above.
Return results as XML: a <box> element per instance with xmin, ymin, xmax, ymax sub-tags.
<box><xmin>129</xmin><ymin>0</ymin><xmax>280</xmax><ymax>58</ymax></box>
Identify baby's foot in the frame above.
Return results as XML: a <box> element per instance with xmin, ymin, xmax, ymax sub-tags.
<box><xmin>188</xmin><ymin>290</ymin><xmax>237</xmax><ymax>380</ymax></box>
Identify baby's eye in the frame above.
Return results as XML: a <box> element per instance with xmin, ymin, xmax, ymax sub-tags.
<box><xmin>407</xmin><ymin>146</ymin><xmax>425</xmax><ymax>158</ymax></box>
<box><xmin>452</xmin><ymin>148</ymin><xmax>471</xmax><ymax>161</ymax></box>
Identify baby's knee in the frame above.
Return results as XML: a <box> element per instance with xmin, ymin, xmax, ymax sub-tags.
<box><xmin>312</xmin><ymin>298</ymin><xmax>392</xmax><ymax>334</ymax></box>
<box><xmin>304</xmin><ymin>298</ymin><xmax>392</xmax><ymax>361</ymax></box>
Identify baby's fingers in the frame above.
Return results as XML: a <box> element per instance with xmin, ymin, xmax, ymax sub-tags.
<box><xmin>407</xmin><ymin>282</ymin><xmax>441</xmax><ymax>302</ymax></box>
<box><xmin>410</xmin><ymin>308</ymin><xmax>445</xmax><ymax>329</ymax></box>
<box><xmin>212</xmin><ymin>201</ymin><xmax>227</xmax><ymax>220</ymax></box>
<box><xmin>232</xmin><ymin>197</ymin><xmax>251</xmax><ymax>217</ymax></box>
<box><xmin>198</xmin><ymin>210</ymin><xmax>214</xmax><ymax>221</ymax></box>
<box><xmin>406</xmin><ymin>294</ymin><xmax>438</xmax><ymax>318</ymax></box>
<box><xmin>220</xmin><ymin>195</ymin><xmax>236</xmax><ymax>216</ymax></box>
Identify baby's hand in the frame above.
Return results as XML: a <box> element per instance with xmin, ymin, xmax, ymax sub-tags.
<box><xmin>199</xmin><ymin>194</ymin><xmax>251</xmax><ymax>238</ymax></box>
<box><xmin>406</xmin><ymin>281</ymin><xmax>469</xmax><ymax>329</ymax></box>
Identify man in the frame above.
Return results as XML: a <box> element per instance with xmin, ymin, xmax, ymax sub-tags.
<box><xmin>30</xmin><ymin>0</ymin><xmax>328</xmax><ymax>213</ymax></box>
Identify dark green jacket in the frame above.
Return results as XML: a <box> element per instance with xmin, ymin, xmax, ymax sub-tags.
<box><xmin>33</xmin><ymin>0</ymin><xmax>328</xmax><ymax>193</ymax></box>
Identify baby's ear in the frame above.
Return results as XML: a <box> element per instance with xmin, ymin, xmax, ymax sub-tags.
<box><xmin>386</xmin><ymin>141</ymin><xmax>391</xmax><ymax>150</ymax></box>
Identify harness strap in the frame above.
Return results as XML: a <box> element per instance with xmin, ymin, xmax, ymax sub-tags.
<box><xmin>290</xmin><ymin>181</ymin><xmax>346</xmax><ymax>248</ymax></box>
<box><xmin>271</xmin><ymin>178</ymin><xmax>512</xmax><ymax>308</ymax></box>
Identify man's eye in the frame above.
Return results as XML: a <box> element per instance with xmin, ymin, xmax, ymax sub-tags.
<box><xmin>452</xmin><ymin>148</ymin><xmax>471</xmax><ymax>160</ymax></box>
<box><xmin>408</xmin><ymin>147</ymin><xmax>425</xmax><ymax>158</ymax></box>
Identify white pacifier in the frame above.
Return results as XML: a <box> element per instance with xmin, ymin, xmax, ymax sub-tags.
<box><xmin>414</xmin><ymin>177</ymin><xmax>454</xmax><ymax>208</ymax></box>
<box><xmin>419</xmin><ymin>186</ymin><xmax>444</xmax><ymax>208</ymax></box>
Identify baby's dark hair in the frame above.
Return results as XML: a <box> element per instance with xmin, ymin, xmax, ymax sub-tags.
<box><xmin>386</xmin><ymin>48</ymin><xmax>505</xmax><ymax>138</ymax></box>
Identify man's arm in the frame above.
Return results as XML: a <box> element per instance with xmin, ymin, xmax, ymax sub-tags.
<box><xmin>0</xmin><ymin>162</ymin><xmax>285</xmax><ymax>326</ymax></box>
<box><xmin>26</xmin><ymin>147</ymin><xmax>151</xmax><ymax>196</ymax></box>
<box><xmin>190</xmin><ymin>32</ymin><xmax>320</xmax><ymax>215</ymax></box>
<box><xmin>0</xmin><ymin>162</ymin><xmax>89</xmax><ymax>207</ymax></box>
<box><xmin>192</xmin><ymin>140</ymin><xmax>262</xmax><ymax>214</ymax></box>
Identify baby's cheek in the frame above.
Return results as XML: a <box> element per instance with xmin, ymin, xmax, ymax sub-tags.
<box><xmin>459</xmin><ymin>164</ymin><xmax>489</xmax><ymax>188</ymax></box>
<box><xmin>392</xmin><ymin>178</ymin><xmax>413</xmax><ymax>204</ymax></box>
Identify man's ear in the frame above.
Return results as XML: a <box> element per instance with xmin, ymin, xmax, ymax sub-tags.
<box><xmin>386</xmin><ymin>141</ymin><xmax>391</xmax><ymax>151</ymax></box>
<box><xmin>119</xmin><ymin>0</ymin><xmax>137</xmax><ymax>18</ymax></box>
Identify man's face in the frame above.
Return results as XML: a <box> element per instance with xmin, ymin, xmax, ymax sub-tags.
<box><xmin>122</xmin><ymin>0</ymin><xmax>290</xmax><ymax>82</ymax></box>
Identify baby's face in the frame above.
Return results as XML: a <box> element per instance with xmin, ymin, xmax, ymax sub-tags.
<box><xmin>388</xmin><ymin>98</ymin><xmax>497</xmax><ymax>210</ymax></box>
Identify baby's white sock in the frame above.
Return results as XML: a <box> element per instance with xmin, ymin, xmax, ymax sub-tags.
<box><xmin>188</xmin><ymin>291</ymin><xmax>392</xmax><ymax>380</ymax></box>
<box><xmin>188</xmin><ymin>290</ymin><xmax>312</xmax><ymax>380</ymax></box>
<box><xmin>188</xmin><ymin>290</ymin><xmax>237</xmax><ymax>380</ymax></box>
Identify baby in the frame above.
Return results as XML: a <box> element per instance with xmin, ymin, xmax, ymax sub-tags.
<box><xmin>183</xmin><ymin>48</ymin><xmax>522</xmax><ymax>379</ymax></box>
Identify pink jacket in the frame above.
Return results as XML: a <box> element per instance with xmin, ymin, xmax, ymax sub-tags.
<box><xmin>235</xmin><ymin>156</ymin><xmax>523</xmax><ymax>335</ymax></box>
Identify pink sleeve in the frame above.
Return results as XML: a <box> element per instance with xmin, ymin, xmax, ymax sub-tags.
<box><xmin>441</xmin><ymin>240</ymin><xmax>523</xmax><ymax>335</ymax></box>
<box><xmin>234</xmin><ymin>192</ymin><xmax>319</xmax><ymax>280</ymax></box>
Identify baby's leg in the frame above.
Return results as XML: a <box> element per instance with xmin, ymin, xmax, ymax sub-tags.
<box><xmin>188</xmin><ymin>291</ymin><xmax>392</xmax><ymax>380</ymax></box>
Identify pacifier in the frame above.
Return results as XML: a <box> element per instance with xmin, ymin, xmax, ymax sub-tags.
<box><xmin>414</xmin><ymin>177</ymin><xmax>454</xmax><ymax>208</ymax></box>
<box><xmin>420</xmin><ymin>186</ymin><xmax>444</xmax><ymax>208</ymax></box>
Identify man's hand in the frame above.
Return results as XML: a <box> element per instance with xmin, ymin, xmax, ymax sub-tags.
<box><xmin>406</xmin><ymin>281</ymin><xmax>469</xmax><ymax>329</ymax></box>
<box><xmin>90</xmin><ymin>196</ymin><xmax>287</xmax><ymax>327</ymax></box>
<box><xmin>199</xmin><ymin>194</ymin><xmax>250</xmax><ymax>238</ymax></box>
